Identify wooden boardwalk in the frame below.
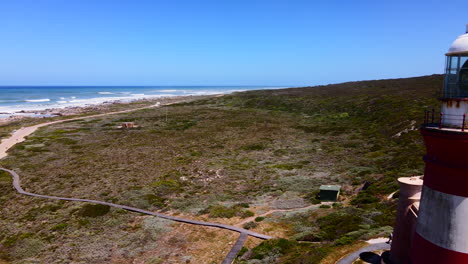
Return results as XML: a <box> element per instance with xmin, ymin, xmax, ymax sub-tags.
<box><xmin>221</xmin><ymin>232</ymin><xmax>249</xmax><ymax>264</ymax></box>
<box><xmin>1</xmin><ymin>168</ymin><xmax>273</xmax><ymax>263</ymax></box>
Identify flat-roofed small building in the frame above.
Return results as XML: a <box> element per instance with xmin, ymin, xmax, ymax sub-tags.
<box><xmin>319</xmin><ymin>185</ymin><xmax>341</xmax><ymax>201</ymax></box>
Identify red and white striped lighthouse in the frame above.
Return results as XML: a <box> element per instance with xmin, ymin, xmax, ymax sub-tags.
<box><xmin>411</xmin><ymin>25</ymin><xmax>468</xmax><ymax>263</ymax></box>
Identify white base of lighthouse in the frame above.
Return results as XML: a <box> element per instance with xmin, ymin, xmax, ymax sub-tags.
<box><xmin>416</xmin><ymin>186</ymin><xmax>468</xmax><ymax>252</ymax></box>
<box><xmin>411</xmin><ymin>186</ymin><xmax>468</xmax><ymax>263</ymax></box>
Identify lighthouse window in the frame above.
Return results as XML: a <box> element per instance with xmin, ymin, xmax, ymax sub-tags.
<box><xmin>446</xmin><ymin>56</ymin><xmax>459</xmax><ymax>84</ymax></box>
<box><xmin>460</xmin><ymin>57</ymin><xmax>468</xmax><ymax>70</ymax></box>
<box><xmin>449</xmin><ymin>56</ymin><xmax>459</xmax><ymax>74</ymax></box>
<box><xmin>444</xmin><ymin>55</ymin><xmax>468</xmax><ymax>97</ymax></box>
<box><xmin>459</xmin><ymin>58</ymin><xmax>468</xmax><ymax>89</ymax></box>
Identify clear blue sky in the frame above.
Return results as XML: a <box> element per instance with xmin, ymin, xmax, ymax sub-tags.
<box><xmin>0</xmin><ymin>0</ymin><xmax>467</xmax><ymax>86</ymax></box>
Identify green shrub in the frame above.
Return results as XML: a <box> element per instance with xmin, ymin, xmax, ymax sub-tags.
<box><xmin>334</xmin><ymin>235</ymin><xmax>357</xmax><ymax>246</ymax></box>
<box><xmin>240</xmin><ymin>210</ymin><xmax>254</xmax><ymax>218</ymax></box>
<box><xmin>152</xmin><ymin>179</ymin><xmax>182</xmax><ymax>195</ymax></box>
<box><xmin>241</xmin><ymin>143</ymin><xmax>266</xmax><ymax>151</ymax></box>
<box><xmin>319</xmin><ymin>204</ymin><xmax>331</xmax><ymax>209</ymax></box>
<box><xmin>255</xmin><ymin>216</ymin><xmax>265</xmax><ymax>222</ymax></box>
<box><xmin>77</xmin><ymin>218</ymin><xmax>90</xmax><ymax>227</ymax></box>
<box><xmin>305</xmin><ymin>190</ymin><xmax>321</xmax><ymax>204</ymax></box>
<box><xmin>236</xmin><ymin>202</ymin><xmax>250</xmax><ymax>208</ymax></box>
<box><xmin>78</xmin><ymin>204</ymin><xmax>110</xmax><ymax>217</ymax></box>
<box><xmin>206</xmin><ymin>205</ymin><xmax>237</xmax><ymax>218</ymax></box>
<box><xmin>237</xmin><ymin>247</ymin><xmax>248</xmax><ymax>258</ymax></box>
<box><xmin>243</xmin><ymin>221</ymin><xmax>258</xmax><ymax>230</ymax></box>
<box><xmin>2</xmin><ymin>233</ymin><xmax>34</xmax><ymax>247</ymax></box>
<box><xmin>332</xmin><ymin>202</ymin><xmax>342</xmax><ymax>208</ymax></box>
<box><xmin>0</xmin><ymin>170</ymin><xmax>10</xmax><ymax>183</ymax></box>
<box><xmin>293</xmin><ymin>232</ymin><xmax>323</xmax><ymax>242</ymax></box>
<box><xmin>50</xmin><ymin>223</ymin><xmax>68</xmax><ymax>231</ymax></box>
<box><xmin>251</xmin><ymin>239</ymin><xmax>293</xmax><ymax>260</ymax></box>
<box><xmin>143</xmin><ymin>194</ymin><xmax>166</xmax><ymax>208</ymax></box>
<box><xmin>317</xmin><ymin>210</ymin><xmax>362</xmax><ymax>241</ymax></box>
<box><xmin>372</xmin><ymin>201</ymin><xmax>397</xmax><ymax>227</ymax></box>
<box><xmin>351</xmin><ymin>192</ymin><xmax>379</xmax><ymax>206</ymax></box>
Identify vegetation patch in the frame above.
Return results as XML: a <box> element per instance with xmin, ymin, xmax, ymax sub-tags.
<box><xmin>242</xmin><ymin>221</ymin><xmax>258</xmax><ymax>230</ymax></box>
<box><xmin>77</xmin><ymin>204</ymin><xmax>111</xmax><ymax>217</ymax></box>
<box><xmin>164</xmin><ymin>119</ymin><xmax>197</xmax><ymax>130</ymax></box>
<box><xmin>0</xmin><ymin>171</ymin><xmax>10</xmax><ymax>183</ymax></box>
<box><xmin>271</xmin><ymin>163</ymin><xmax>303</xmax><ymax>170</ymax></box>
<box><xmin>50</xmin><ymin>223</ymin><xmax>68</xmax><ymax>231</ymax></box>
<box><xmin>201</xmin><ymin>204</ymin><xmax>253</xmax><ymax>219</ymax></box>
<box><xmin>254</xmin><ymin>216</ymin><xmax>265</xmax><ymax>222</ymax></box>
<box><xmin>241</xmin><ymin>143</ymin><xmax>266</xmax><ymax>151</ymax></box>
<box><xmin>250</xmin><ymin>238</ymin><xmax>293</xmax><ymax>260</ymax></box>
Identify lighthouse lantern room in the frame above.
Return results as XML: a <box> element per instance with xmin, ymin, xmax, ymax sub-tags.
<box><xmin>441</xmin><ymin>25</ymin><xmax>468</xmax><ymax>127</ymax></box>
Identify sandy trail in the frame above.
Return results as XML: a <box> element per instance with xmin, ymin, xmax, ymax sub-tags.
<box><xmin>0</xmin><ymin>103</ymin><xmax>162</xmax><ymax>159</ymax></box>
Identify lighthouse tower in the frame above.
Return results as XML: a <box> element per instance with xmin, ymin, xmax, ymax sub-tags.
<box><xmin>411</xmin><ymin>25</ymin><xmax>468</xmax><ymax>263</ymax></box>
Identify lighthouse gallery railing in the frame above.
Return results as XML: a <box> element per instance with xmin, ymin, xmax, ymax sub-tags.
<box><xmin>423</xmin><ymin>109</ymin><xmax>467</xmax><ymax>131</ymax></box>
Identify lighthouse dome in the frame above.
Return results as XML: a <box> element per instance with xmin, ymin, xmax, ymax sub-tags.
<box><xmin>447</xmin><ymin>25</ymin><xmax>468</xmax><ymax>55</ymax></box>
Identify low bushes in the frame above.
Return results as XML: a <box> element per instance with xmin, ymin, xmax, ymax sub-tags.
<box><xmin>242</xmin><ymin>222</ymin><xmax>258</xmax><ymax>230</ymax></box>
<box><xmin>316</xmin><ymin>210</ymin><xmax>363</xmax><ymax>241</ymax></box>
<box><xmin>254</xmin><ymin>216</ymin><xmax>265</xmax><ymax>222</ymax></box>
<box><xmin>77</xmin><ymin>204</ymin><xmax>110</xmax><ymax>217</ymax></box>
<box><xmin>200</xmin><ymin>203</ymin><xmax>253</xmax><ymax>219</ymax></box>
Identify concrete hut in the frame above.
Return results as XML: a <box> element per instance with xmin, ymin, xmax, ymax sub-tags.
<box><xmin>319</xmin><ymin>185</ymin><xmax>341</xmax><ymax>201</ymax></box>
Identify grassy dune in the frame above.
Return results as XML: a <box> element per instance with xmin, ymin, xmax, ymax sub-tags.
<box><xmin>0</xmin><ymin>75</ymin><xmax>441</xmax><ymax>263</ymax></box>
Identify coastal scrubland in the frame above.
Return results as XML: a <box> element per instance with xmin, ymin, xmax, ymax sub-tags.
<box><xmin>0</xmin><ymin>75</ymin><xmax>441</xmax><ymax>263</ymax></box>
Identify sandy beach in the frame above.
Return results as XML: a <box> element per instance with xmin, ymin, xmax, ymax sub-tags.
<box><xmin>0</xmin><ymin>95</ymin><xmax>208</xmax><ymax>126</ymax></box>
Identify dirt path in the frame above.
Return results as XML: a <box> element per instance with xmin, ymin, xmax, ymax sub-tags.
<box><xmin>0</xmin><ymin>100</ymin><xmax>272</xmax><ymax>263</ymax></box>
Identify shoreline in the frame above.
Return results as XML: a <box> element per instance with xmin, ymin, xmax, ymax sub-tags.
<box><xmin>0</xmin><ymin>94</ymin><xmax>214</xmax><ymax>158</ymax></box>
<box><xmin>0</xmin><ymin>94</ymin><xmax>213</xmax><ymax>126</ymax></box>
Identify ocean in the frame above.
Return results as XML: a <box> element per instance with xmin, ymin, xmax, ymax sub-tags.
<box><xmin>0</xmin><ymin>86</ymin><xmax>286</xmax><ymax>118</ymax></box>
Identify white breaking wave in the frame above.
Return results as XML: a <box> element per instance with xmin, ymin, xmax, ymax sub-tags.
<box><xmin>0</xmin><ymin>87</ymin><xmax>276</xmax><ymax>115</ymax></box>
<box><xmin>25</xmin><ymin>99</ymin><xmax>50</xmax><ymax>102</ymax></box>
<box><xmin>159</xmin><ymin>89</ymin><xmax>178</xmax><ymax>92</ymax></box>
